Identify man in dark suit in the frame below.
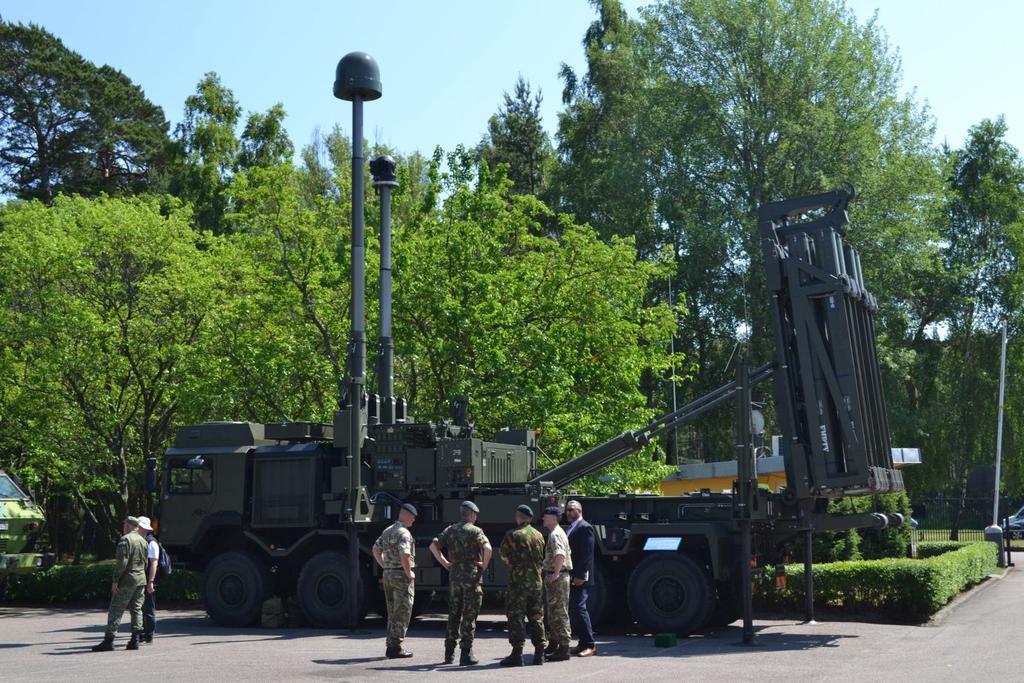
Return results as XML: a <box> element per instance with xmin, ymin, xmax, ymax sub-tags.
<box><xmin>565</xmin><ymin>500</ymin><xmax>596</xmax><ymax>657</ymax></box>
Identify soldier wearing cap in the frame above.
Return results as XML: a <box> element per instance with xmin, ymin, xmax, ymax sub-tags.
<box><xmin>91</xmin><ymin>516</ymin><xmax>149</xmax><ymax>652</ymax></box>
<box><xmin>430</xmin><ymin>499</ymin><xmax>492</xmax><ymax>665</ymax></box>
<box><xmin>372</xmin><ymin>502</ymin><xmax>418</xmax><ymax>658</ymax></box>
<box><xmin>541</xmin><ymin>505</ymin><xmax>573</xmax><ymax>662</ymax></box>
<box><xmin>498</xmin><ymin>504</ymin><xmax>546</xmax><ymax>667</ymax></box>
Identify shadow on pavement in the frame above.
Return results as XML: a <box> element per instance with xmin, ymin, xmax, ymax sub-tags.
<box><xmin>591</xmin><ymin>624</ymin><xmax>858</xmax><ymax>658</ymax></box>
<box><xmin>366</xmin><ymin>662</ymin><xmax>501</xmax><ymax>673</ymax></box>
<box><xmin>313</xmin><ymin>656</ymin><xmax>389</xmax><ymax>666</ymax></box>
<box><xmin>44</xmin><ymin>645</ymin><xmax>104</xmax><ymax>656</ymax></box>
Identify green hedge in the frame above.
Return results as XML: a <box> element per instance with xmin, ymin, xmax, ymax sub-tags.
<box><xmin>4</xmin><ymin>562</ymin><xmax>200</xmax><ymax>603</ymax></box>
<box><xmin>916</xmin><ymin>541</ymin><xmax>975</xmax><ymax>559</ymax></box>
<box><xmin>756</xmin><ymin>541</ymin><xmax>998</xmax><ymax>619</ymax></box>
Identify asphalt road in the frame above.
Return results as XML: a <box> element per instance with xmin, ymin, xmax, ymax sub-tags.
<box><xmin>2</xmin><ymin>562</ymin><xmax>1021</xmax><ymax>682</ymax></box>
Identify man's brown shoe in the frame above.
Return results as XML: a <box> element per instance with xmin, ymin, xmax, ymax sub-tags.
<box><xmin>577</xmin><ymin>646</ymin><xmax>597</xmax><ymax>657</ymax></box>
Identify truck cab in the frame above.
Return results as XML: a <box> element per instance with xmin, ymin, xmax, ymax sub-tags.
<box><xmin>0</xmin><ymin>470</ymin><xmax>55</xmax><ymax>588</ymax></box>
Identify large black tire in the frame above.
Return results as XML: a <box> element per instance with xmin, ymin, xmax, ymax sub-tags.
<box><xmin>586</xmin><ymin>562</ymin><xmax>616</xmax><ymax>628</ymax></box>
<box><xmin>203</xmin><ymin>551</ymin><xmax>272</xmax><ymax>626</ymax></box>
<box><xmin>368</xmin><ymin>577</ymin><xmax>427</xmax><ymax>619</ymax></box>
<box><xmin>296</xmin><ymin>551</ymin><xmax>366</xmax><ymax>628</ymax></box>
<box><xmin>412</xmin><ymin>589</ymin><xmax>434</xmax><ymax>618</ymax></box>
<box><xmin>707</xmin><ymin>578</ymin><xmax>742</xmax><ymax>627</ymax></box>
<box><xmin>626</xmin><ymin>553</ymin><xmax>715</xmax><ymax>636</ymax></box>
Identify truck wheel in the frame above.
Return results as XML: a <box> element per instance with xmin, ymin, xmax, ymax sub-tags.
<box><xmin>586</xmin><ymin>562</ymin><xmax>613</xmax><ymax>627</ymax></box>
<box><xmin>707</xmin><ymin>579</ymin><xmax>742</xmax><ymax>627</ymax></box>
<box><xmin>412</xmin><ymin>590</ymin><xmax>434</xmax><ymax>618</ymax></box>
<box><xmin>627</xmin><ymin>553</ymin><xmax>715</xmax><ymax>635</ymax></box>
<box><xmin>203</xmin><ymin>551</ymin><xmax>272</xmax><ymax>626</ymax></box>
<box><xmin>296</xmin><ymin>551</ymin><xmax>365</xmax><ymax>628</ymax></box>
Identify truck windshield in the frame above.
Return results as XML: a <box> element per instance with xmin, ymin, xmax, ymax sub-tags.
<box><xmin>0</xmin><ymin>474</ymin><xmax>27</xmax><ymax>499</ymax></box>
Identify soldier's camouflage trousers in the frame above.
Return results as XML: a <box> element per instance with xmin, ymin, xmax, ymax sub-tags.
<box><xmin>382</xmin><ymin>571</ymin><xmax>414</xmax><ymax>648</ymax></box>
<box><xmin>106</xmin><ymin>582</ymin><xmax>145</xmax><ymax>637</ymax></box>
<box><xmin>506</xmin><ymin>581</ymin><xmax>546</xmax><ymax>648</ymax></box>
<box><xmin>544</xmin><ymin>573</ymin><xmax>571</xmax><ymax>646</ymax></box>
<box><xmin>445</xmin><ymin>580</ymin><xmax>482</xmax><ymax>649</ymax></box>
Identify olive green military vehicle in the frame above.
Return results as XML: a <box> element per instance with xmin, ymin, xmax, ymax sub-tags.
<box><xmin>0</xmin><ymin>470</ymin><xmax>55</xmax><ymax>593</ymax></box>
<box><xmin>157</xmin><ymin>186</ymin><xmax>906</xmax><ymax>636</ymax></box>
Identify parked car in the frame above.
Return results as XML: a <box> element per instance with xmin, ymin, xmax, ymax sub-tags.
<box><xmin>1008</xmin><ymin>505</ymin><xmax>1024</xmax><ymax>530</ymax></box>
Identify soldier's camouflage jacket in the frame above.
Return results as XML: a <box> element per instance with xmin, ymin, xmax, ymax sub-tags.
<box><xmin>499</xmin><ymin>522</ymin><xmax>544</xmax><ymax>589</ymax></box>
<box><xmin>432</xmin><ymin>521</ymin><xmax>488</xmax><ymax>585</ymax></box>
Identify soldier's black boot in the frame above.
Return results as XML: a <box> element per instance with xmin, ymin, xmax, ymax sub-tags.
<box><xmin>459</xmin><ymin>645</ymin><xmax>478</xmax><ymax>666</ymax></box>
<box><xmin>443</xmin><ymin>641</ymin><xmax>456</xmax><ymax>664</ymax></box>
<box><xmin>126</xmin><ymin>631</ymin><xmax>141</xmax><ymax>650</ymax></box>
<box><xmin>386</xmin><ymin>645</ymin><xmax>413</xmax><ymax>659</ymax></box>
<box><xmin>141</xmin><ymin>632</ymin><xmax>153</xmax><ymax>644</ymax></box>
<box><xmin>499</xmin><ymin>645</ymin><xmax>524</xmax><ymax>667</ymax></box>
<box><xmin>90</xmin><ymin>635</ymin><xmax>114</xmax><ymax>652</ymax></box>
<box><xmin>547</xmin><ymin>642</ymin><xmax>570</xmax><ymax>662</ymax></box>
<box><xmin>532</xmin><ymin>645</ymin><xmax>545</xmax><ymax>666</ymax></box>
<box><xmin>544</xmin><ymin>640</ymin><xmax>558</xmax><ymax>656</ymax></box>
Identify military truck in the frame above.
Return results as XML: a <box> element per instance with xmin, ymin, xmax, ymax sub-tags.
<box><xmin>0</xmin><ymin>470</ymin><xmax>55</xmax><ymax>594</ymax></box>
<box><xmin>157</xmin><ymin>175</ymin><xmax>906</xmax><ymax>635</ymax></box>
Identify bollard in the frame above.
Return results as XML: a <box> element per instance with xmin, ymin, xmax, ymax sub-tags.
<box><xmin>984</xmin><ymin>524</ymin><xmax>1005</xmax><ymax>569</ymax></box>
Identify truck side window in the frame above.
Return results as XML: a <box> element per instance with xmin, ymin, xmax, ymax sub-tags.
<box><xmin>168</xmin><ymin>462</ymin><xmax>213</xmax><ymax>494</ymax></box>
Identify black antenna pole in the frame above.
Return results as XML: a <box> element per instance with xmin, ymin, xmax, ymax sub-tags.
<box><xmin>371</xmin><ymin>155</ymin><xmax>398</xmax><ymax>423</ymax></box>
<box><xmin>334</xmin><ymin>51</ymin><xmax>382</xmax><ymax>631</ymax></box>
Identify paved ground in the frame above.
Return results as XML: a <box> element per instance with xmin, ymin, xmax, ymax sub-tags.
<box><xmin>2</xmin><ymin>562</ymin><xmax>1022</xmax><ymax>681</ymax></box>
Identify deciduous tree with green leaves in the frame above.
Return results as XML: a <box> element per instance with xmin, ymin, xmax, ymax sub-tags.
<box><xmin>556</xmin><ymin>0</ymin><xmax>943</xmax><ymax>462</ymax></box>
<box><xmin>908</xmin><ymin>119</ymin><xmax>1023</xmax><ymax>515</ymax></box>
<box><xmin>0</xmin><ymin>196</ymin><xmax>222</xmax><ymax>547</ymax></box>
<box><xmin>394</xmin><ymin>149</ymin><xmax>680</xmax><ymax>492</ymax></box>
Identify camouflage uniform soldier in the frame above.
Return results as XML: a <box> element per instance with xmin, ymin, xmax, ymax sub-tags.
<box><xmin>430</xmin><ymin>500</ymin><xmax>492</xmax><ymax>666</ymax></box>
<box><xmin>372</xmin><ymin>502</ymin><xmax>418</xmax><ymax>659</ymax></box>
<box><xmin>498</xmin><ymin>504</ymin><xmax>547</xmax><ymax>667</ymax></box>
<box><xmin>91</xmin><ymin>517</ymin><xmax>148</xmax><ymax>652</ymax></box>
<box><xmin>542</xmin><ymin>505</ymin><xmax>573</xmax><ymax>662</ymax></box>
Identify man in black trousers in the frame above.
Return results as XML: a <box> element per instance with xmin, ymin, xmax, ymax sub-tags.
<box><xmin>565</xmin><ymin>500</ymin><xmax>596</xmax><ymax>657</ymax></box>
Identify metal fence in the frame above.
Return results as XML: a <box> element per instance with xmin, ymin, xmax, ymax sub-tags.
<box><xmin>910</xmin><ymin>497</ymin><xmax>1024</xmax><ymax>543</ymax></box>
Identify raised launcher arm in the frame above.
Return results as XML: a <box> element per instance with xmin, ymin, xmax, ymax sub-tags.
<box><xmin>528</xmin><ymin>363</ymin><xmax>774</xmax><ymax>491</ymax></box>
<box><xmin>531</xmin><ymin>187</ymin><xmax>902</xmax><ymax>501</ymax></box>
<box><xmin>760</xmin><ymin>186</ymin><xmax>903</xmax><ymax>499</ymax></box>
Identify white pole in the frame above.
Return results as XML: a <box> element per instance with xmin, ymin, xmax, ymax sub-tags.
<box><xmin>992</xmin><ymin>320</ymin><xmax>1008</xmax><ymax>527</ymax></box>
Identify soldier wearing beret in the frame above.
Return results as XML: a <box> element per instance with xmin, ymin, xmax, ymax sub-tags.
<box><xmin>430</xmin><ymin>499</ymin><xmax>492</xmax><ymax>665</ymax></box>
<box><xmin>498</xmin><ymin>504</ymin><xmax>547</xmax><ymax>667</ymax></box>
<box><xmin>91</xmin><ymin>517</ymin><xmax>148</xmax><ymax>652</ymax></box>
<box><xmin>541</xmin><ymin>506</ymin><xmax>573</xmax><ymax>662</ymax></box>
<box><xmin>373</xmin><ymin>502</ymin><xmax>418</xmax><ymax>658</ymax></box>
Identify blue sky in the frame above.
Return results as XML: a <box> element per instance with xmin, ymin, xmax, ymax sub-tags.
<box><xmin>3</xmin><ymin>0</ymin><xmax>1022</xmax><ymax>157</ymax></box>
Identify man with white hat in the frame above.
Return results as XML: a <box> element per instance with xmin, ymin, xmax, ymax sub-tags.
<box><xmin>135</xmin><ymin>516</ymin><xmax>160</xmax><ymax>644</ymax></box>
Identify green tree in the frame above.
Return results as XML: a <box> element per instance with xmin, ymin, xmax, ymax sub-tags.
<box><xmin>200</xmin><ymin>162</ymin><xmax>351</xmax><ymax>421</ymax></box>
<box><xmin>173</xmin><ymin>72</ymin><xmax>242</xmax><ymax>233</ymax></box>
<box><xmin>480</xmin><ymin>76</ymin><xmax>554</xmax><ymax>197</ymax></box>
<box><xmin>0</xmin><ymin>196</ymin><xmax>221</xmax><ymax>548</ymax></box>
<box><xmin>554</xmin><ymin>0</ymin><xmax>661</xmax><ymax>256</ymax></box>
<box><xmin>0</xmin><ymin>20</ymin><xmax>171</xmax><ymax>201</ymax></box>
<box><xmin>556</xmin><ymin>0</ymin><xmax>942</xmax><ymax>462</ymax></box>
<box><xmin>237</xmin><ymin>103</ymin><xmax>294</xmax><ymax>171</ymax></box>
<box><xmin>909</xmin><ymin>119</ymin><xmax>1023</xmax><ymax>512</ymax></box>
<box><xmin>394</xmin><ymin>149</ymin><xmax>679</xmax><ymax>491</ymax></box>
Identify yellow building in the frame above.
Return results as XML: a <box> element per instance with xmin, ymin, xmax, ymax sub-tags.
<box><xmin>660</xmin><ymin>448</ymin><xmax>920</xmax><ymax>496</ymax></box>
